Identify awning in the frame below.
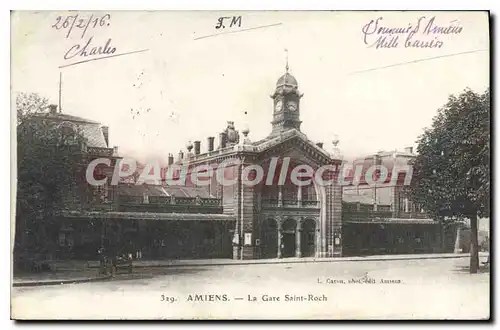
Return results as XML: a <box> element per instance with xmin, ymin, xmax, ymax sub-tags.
<box><xmin>60</xmin><ymin>210</ymin><xmax>235</xmax><ymax>222</ymax></box>
<box><xmin>114</xmin><ymin>184</ymin><xmax>215</xmax><ymax>198</ymax></box>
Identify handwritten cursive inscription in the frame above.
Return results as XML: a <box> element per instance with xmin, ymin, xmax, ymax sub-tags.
<box><xmin>52</xmin><ymin>13</ymin><xmax>111</xmax><ymax>39</ymax></box>
<box><xmin>361</xmin><ymin>16</ymin><xmax>463</xmax><ymax>49</ymax></box>
<box><xmin>215</xmin><ymin>16</ymin><xmax>242</xmax><ymax>29</ymax></box>
<box><xmin>64</xmin><ymin>37</ymin><xmax>116</xmax><ymax>60</ymax></box>
<box><xmin>54</xmin><ymin>13</ymin><xmax>149</xmax><ymax>68</ymax></box>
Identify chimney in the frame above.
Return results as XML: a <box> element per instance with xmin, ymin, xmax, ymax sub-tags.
<box><xmin>404</xmin><ymin>147</ymin><xmax>414</xmax><ymax>154</ymax></box>
<box><xmin>102</xmin><ymin>126</ymin><xmax>109</xmax><ymax>147</ymax></box>
<box><xmin>194</xmin><ymin>141</ymin><xmax>201</xmax><ymax>155</ymax></box>
<box><xmin>219</xmin><ymin>132</ymin><xmax>227</xmax><ymax>149</ymax></box>
<box><xmin>186</xmin><ymin>141</ymin><xmax>193</xmax><ymax>156</ymax></box>
<box><xmin>178</xmin><ymin>150</ymin><xmax>184</xmax><ymax>161</ymax></box>
<box><xmin>48</xmin><ymin>104</ymin><xmax>58</xmax><ymax>114</ymax></box>
<box><xmin>316</xmin><ymin>142</ymin><xmax>324</xmax><ymax>149</ymax></box>
<box><xmin>113</xmin><ymin>146</ymin><xmax>118</xmax><ymax>155</ymax></box>
<box><xmin>207</xmin><ymin>136</ymin><xmax>215</xmax><ymax>152</ymax></box>
<box><xmin>168</xmin><ymin>153</ymin><xmax>174</xmax><ymax>165</ymax></box>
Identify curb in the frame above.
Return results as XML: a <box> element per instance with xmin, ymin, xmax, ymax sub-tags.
<box><xmin>13</xmin><ymin>254</ymin><xmax>476</xmax><ymax>286</ymax></box>
<box><xmin>13</xmin><ymin>274</ymin><xmax>112</xmax><ymax>288</ymax></box>
<box><xmin>89</xmin><ymin>254</ymin><xmax>472</xmax><ymax>269</ymax></box>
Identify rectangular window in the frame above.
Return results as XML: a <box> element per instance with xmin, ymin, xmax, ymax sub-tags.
<box><xmin>58</xmin><ymin>233</ymin><xmax>66</xmax><ymax>246</ymax></box>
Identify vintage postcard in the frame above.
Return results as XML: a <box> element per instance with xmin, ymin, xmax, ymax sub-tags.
<box><xmin>11</xmin><ymin>10</ymin><xmax>490</xmax><ymax>320</ymax></box>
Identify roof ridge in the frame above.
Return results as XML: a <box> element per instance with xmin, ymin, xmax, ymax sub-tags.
<box><xmin>33</xmin><ymin>112</ymin><xmax>101</xmax><ymax>125</ymax></box>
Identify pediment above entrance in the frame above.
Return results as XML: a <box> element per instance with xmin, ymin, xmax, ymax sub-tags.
<box><xmin>253</xmin><ymin>129</ymin><xmax>338</xmax><ymax>168</ymax></box>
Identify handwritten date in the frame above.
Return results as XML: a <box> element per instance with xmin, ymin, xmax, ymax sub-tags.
<box><xmin>52</xmin><ymin>14</ymin><xmax>111</xmax><ymax>39</ymax></box>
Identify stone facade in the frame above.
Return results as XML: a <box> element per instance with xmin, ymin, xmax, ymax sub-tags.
<box><xmin>21</xmin><ymin>67</ymin><xmax>447</xmax><ymax>262</ymax></box>
<box><xmin>29</xmin><ymin>67</ymin><xmax>345</xmax><ymax>261</ymax></box>
<box><xmin>177</xmin><ymin>68</ymin><xmax>343</xmax><ymax>260</ymax></box>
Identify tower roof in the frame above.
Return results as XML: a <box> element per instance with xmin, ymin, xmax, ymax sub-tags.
<box><xmin>276</xmin><ymin>72</ymin><xmax>298</xmax><ymax>88</ymax></box>
<box><xmin>277</xmin><ymin>49</ymin><xmax>298</xmax><ymax>88</ymax></box>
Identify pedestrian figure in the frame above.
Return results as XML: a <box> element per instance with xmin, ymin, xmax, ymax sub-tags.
<box><xmin>97</xmin><ymin>246</ymin><xmax>107</xmax><ymax>275</ymax></box>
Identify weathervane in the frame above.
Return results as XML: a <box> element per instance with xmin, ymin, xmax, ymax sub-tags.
<box><xmin>284</xmin><ymin>48</ymin><xmax>289</xmax><ymax>73</ymax></box>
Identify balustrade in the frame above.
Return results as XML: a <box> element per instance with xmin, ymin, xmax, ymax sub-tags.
<box><xmin>87</xmin><ymin>147</ymin><xmax>114</xmax><ymax>157</ymax></box>
<box><xmin>261</xmin><ymin>199</ymin><xmax>319</xmax><ymax>209</ymax></box>
<box><xmin>86</xmin><ymin>196</ymin><xmax>222</xmax><ymax>213</ymax></box>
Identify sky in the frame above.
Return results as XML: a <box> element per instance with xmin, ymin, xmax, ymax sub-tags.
<box><xmin>11</xmin><ymin>11</ymin><xmax>489</xmax><ymax>161</ymax></box>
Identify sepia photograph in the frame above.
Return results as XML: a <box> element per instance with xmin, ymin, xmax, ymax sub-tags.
<box><xmin>10</xmin><ymin>10</ymin><xmax>490</xmax><ymax>320</ymax></box>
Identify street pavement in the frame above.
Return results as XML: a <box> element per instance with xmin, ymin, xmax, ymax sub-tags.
<box><xmin>11</xmin><ymin>257</ymin><xmax>490</xmax><ymax>320</ymax></box>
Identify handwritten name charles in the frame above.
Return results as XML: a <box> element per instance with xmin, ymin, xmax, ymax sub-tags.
<box><xmin>362</xmin><ymin>16</ymin><xmax>463</xmax><ymax>49</ymax></box>
<box><xmin>64</xmin><ymin>37</ymin><xmax>117</xmax><ymax>60</ymax></box>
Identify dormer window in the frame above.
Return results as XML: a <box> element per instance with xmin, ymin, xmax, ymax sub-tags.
<box><xmin>58</xmin><ymin>121</ymin><xmax>79</xmax><ymax>145</ymax></box>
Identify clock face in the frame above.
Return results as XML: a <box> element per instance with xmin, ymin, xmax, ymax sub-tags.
<box><xmin>275</xmin><ymin>100</ymin><xmax>283</xmax><ymax>112</ymax></box>
<box><xmin>287</xmin><ymin>101</ymin><xmax>298</xmax><ymax>111</ymax></box>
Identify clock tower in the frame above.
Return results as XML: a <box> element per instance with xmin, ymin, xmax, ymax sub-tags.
<box><xmin>269</xmin><ymin>63</ymin><xmax>303</xmax><ymax>136</ymax></box>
